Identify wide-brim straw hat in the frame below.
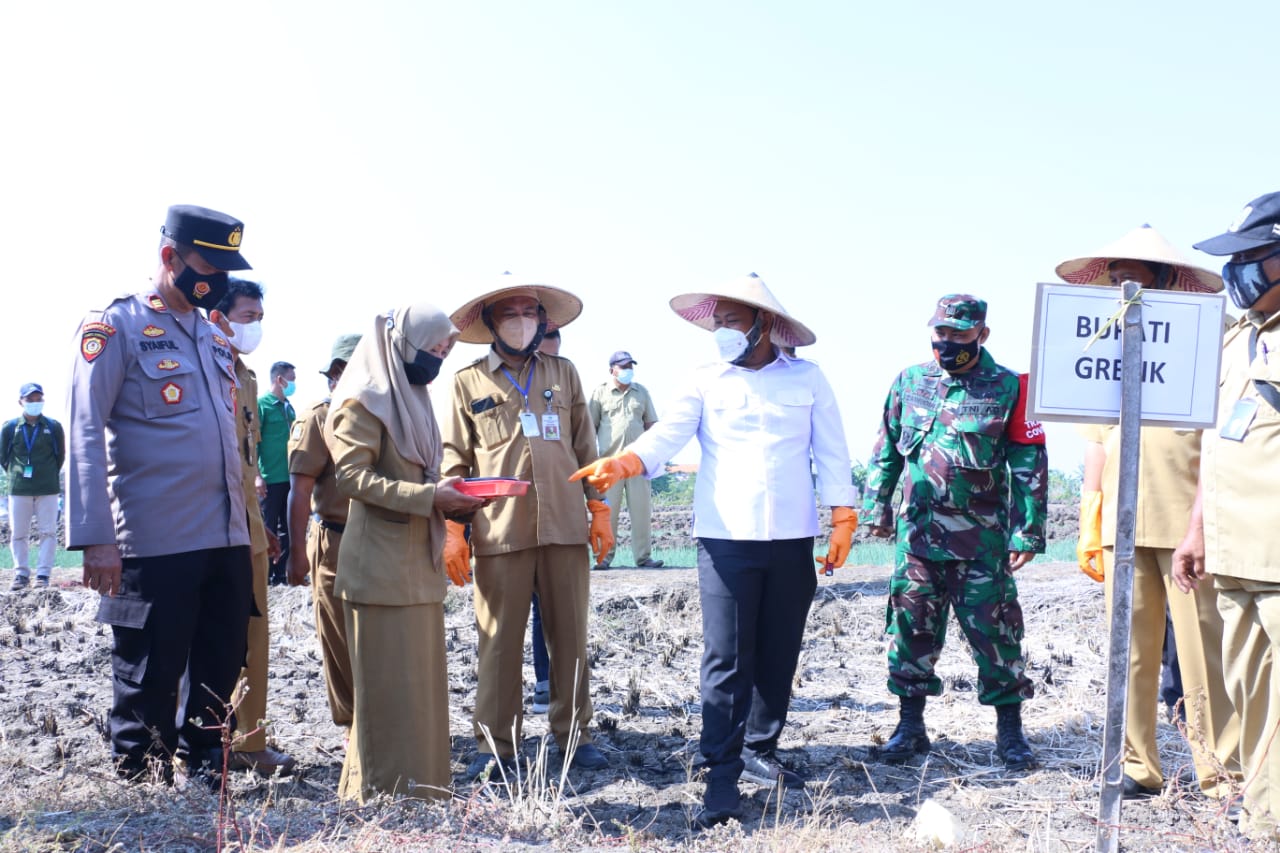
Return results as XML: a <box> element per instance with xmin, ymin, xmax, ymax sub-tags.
<box><xmin>450</xmin><ymin>272</ymin><xmax>584</xmax><ymax>344</ymax></box>
<box><xmin>1055</xmin><ymin>224</ymin><xmax>1222</xmax><ymax>293</ymax></box>
<box><xmin>669</xmin><ymin>272</ymin><xmax>817</xmax><ymax>347</ymax></box>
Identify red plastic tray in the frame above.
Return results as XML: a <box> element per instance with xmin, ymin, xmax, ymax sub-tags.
<box><xmin>457</xmin><ymin>477</ymin><xmax>530</xmax><ymax>498</ymax></box>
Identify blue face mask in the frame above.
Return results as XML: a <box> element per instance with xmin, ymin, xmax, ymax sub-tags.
<box><xmin>616</xmin><ymin>368</ymin><xmax>634</xmax><ymax>385</ymax></box>
<box><xmin>1223</xmin><ymin>245</ymin><xmax>1280</xmax><ymax>310</ymax></box>
<box><xmin>283</xmin><ymin>380</ymin><xmax>296</xmax><ymax>398</ymax></box>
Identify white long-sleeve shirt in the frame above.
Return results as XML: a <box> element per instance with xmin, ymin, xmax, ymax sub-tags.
<box><xmin>627</xmin><ymin>351</ymin><xmax>855</xmax><ymax>540</ymax></box>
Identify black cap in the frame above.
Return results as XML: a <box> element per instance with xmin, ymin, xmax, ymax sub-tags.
<box><xmin>18</xmin><ymin>382</ymin><xmax>42</xmax><ymax>398</ymax></box>
<box><xmin>1194</xmin><ymin>192</ymin><xmax>1280</xmax><ymax>256</ymax></box>
<box><xmin>609</xmin><ymin>350</ymin><xmax>637</xmax><ymax>367</ymax></box>
<box><xmin>160</xmin><ymin>205</ymin><xmax>252</xmax><ymax>270</ymax></box>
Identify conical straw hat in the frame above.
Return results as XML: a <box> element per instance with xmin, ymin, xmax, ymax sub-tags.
<box><xmin>1055</xmin><ymin>224</ymin><xmax>1222</xmax><ymax>293</ymax></box>
<box><xmin>669</xmin><ymin>272</ymin><xmax>817</xmax><ymax>347</ymax></box>
<box><xmin>450</xmin><ymin>272</ymin><xmax>584</xmax><ymax>344</ymax></box>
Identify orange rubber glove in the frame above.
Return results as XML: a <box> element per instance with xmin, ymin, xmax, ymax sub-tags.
<box><xmin>817</xmin><ymin>507</ymin><xmax>858</xmax><ymax>570</ymax></box>
<box><xmin>569</xmin><ymin>451</ymin><xmax>645</xmax><ymax>493</ymax></box>
<box><xmin>587</xmin><ymin>499</ymin><xmax>614</xmax><ymax>564</ymax></box>
<box><xmin>1077</xmin><ymin>490</ymin><xmax>1104</xmax><ymax>582</ymax></box>
<box><xmin>444</xmin><ymin>521</ymin><xmax>472</xmax><ymax>587</ymax></box>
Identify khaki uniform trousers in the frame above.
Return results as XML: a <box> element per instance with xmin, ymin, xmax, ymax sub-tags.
<box><xmin>604</xmin><ymin>478</ymin><xmax>653</xmax><ymax>565</ymax></box>
<box><xmin>308</xmin><ymin>525</ymin><xmax>353</xmax><ymax>728</ymax></box>
<box><xmin>1104</xmin><ymin>547</ymin><xmax>1241</xmax><ymax>795</ymax></box>
<box><xmin>234</xmin><ymin>546</ymin><xmax>271</xmax><ymax>753</ymax></box>
<box><xmin>473</xmin><ymin>544</ymin><xmax>593</xmax><ymax>757</ymax></box>
<box><xmin>339</xmin><ymin>600</ymin><xmax>449</xmax><ymax>802</ymax></box>
<box><xmin>1216</xmin><ymin>575</ymin><xmax>1280</xmax><ymax>835</ymax></box>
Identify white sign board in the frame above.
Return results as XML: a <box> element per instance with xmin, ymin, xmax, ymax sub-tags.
<box><xmin>1028</xmin><ymin>282</ymin><xmax>1226</xmax><ymax>428</ymax></box>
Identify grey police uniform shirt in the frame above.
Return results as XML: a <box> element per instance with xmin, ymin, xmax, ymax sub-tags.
<box><xmin>67</xmin><ymin>291</ymin><xmax>250</xmax><ymax>558</ymax></box>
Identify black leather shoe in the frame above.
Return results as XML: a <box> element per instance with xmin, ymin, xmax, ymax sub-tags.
<box><xmin>1121</xmin><ymin>774</ymin><xmax>1161</xmax><ymax>799</ymax></box>
<box><xmin>695</xmin><ymin>777</ymin><xmax>742</xmax><ymax>828</ymax></box>
<box><xmin>740</xmin><ymin>751</ymin><xmax>805</xmax><ymax>790</ymax></box>
<box><xmin>466</xmin><ymin>752</ymin><xmax>516</xmax><ymax>780</ymax></box>
<box><xmin>568</xmin><ymin>742</ymin><xmax>608</xmax><ymax>770</ymax></box>
<box><xmin>636</xmin><ymin>558</ymin><xmax>665</xmax><ymax>568</ymax></box>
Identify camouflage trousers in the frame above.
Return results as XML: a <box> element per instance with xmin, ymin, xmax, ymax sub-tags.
<box><xmin>885</xmin><ymin>549</ymin><xmax>1034</xmax><ymax>705</ymax></box>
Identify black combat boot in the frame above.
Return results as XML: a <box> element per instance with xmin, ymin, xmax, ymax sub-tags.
<box><xmin>995</xmin><ymin>702</ymin><xmax>1036</xmax><ymax>770</ymax></box>
<box><xmin>880</xmin><ymin>695</ymin><xmax>930</xmax><ymax>763</ymax></box>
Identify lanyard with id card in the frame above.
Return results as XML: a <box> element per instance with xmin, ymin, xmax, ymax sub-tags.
<box><xmin>541</xmin><ymin>389</ymin><xmax>561</xmax><ymax>441</ymax></box>
<box><xmin>503</xmin><ymin>366</ymin><xmax>543</xmax><ymax>438</ymax></box>
<box><xmin>1227</xmin><ymin>328</ymin><xmax>1280</xmax><ymax>441</ymax></box>
<box><xmin>20</xmin><ymin>423</ymin><xmax>37</xmax><ymax>477</ymax></box>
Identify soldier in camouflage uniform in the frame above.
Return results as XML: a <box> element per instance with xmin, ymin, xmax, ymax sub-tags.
<box><xmin>863</xmin><ymin>294</ymin><xmax>1048</xmax><ymax>770</ymax></box>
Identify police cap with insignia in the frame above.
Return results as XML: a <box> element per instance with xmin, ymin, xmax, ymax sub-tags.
<box><xmin>160</xmin><ymin>205</ymin><xmax>252</xmax><ymax>271</ymax></box>
<box><xmin>928</xmin><ymin>294</ymin><xmax>987</xmax><ymax>330</ymax></box>
<box><xmin>323</xmin><ymin>333</ymin><xmax>362</xmax><ymax>378</ymax></box>
<box><xmin>1194</xmin><ymin>191</ymin><xmax>1280</xmax><ymax>256</ymax></box>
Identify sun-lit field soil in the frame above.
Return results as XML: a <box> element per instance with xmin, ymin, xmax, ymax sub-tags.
<box><xmin>0</xmin><ymin>537</ymin><xmax>1257</xmax><ymax>852</ymax></box>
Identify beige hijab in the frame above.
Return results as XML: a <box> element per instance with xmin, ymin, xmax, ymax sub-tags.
<box><xmin>326</xmin><ymin>303</ymin><xmax>458</xmax><ymax>474</ymax></box>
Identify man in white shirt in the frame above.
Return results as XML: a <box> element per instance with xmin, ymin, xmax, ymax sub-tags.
<box><xmin>572</xmin><ymin>273</ymin><xmax>858</xmax><ymax>828</ymax></box>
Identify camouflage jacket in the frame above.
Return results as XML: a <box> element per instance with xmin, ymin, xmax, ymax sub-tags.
<box><xmin>863</xmin><ymin>349</ymin><xmax>1048</xmax><ymax>560</ymax></box>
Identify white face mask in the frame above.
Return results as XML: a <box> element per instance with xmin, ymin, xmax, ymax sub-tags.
<box><xmin>714</xmin><ymin>327</ymin><xmax>749</xmax><ymax>362</ymax></box>
<box><xmin>22</xmin><ymin>401</ymin><xmax>43</xmax><ymax>418</ymax></box>
<box><xmin>228</xmin><ymin>320</ymin><xmax>263</xmax><ymax>354</ymax></box>
<box><xmin>615</xmin><ymin>367</ymin><xmax>635</xmax><ymax>385</ymax></box>
<box><xmin>497</xmin><ymin>317</ymin><xmax>539</xmax><ymax>352</ymax></box>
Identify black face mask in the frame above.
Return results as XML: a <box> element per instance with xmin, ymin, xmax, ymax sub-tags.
<box><xmin>931</xmin><ymin>338</ymin><xmax>981</xmax><ymax>372</ymax></box>
<box><xmin>403</xmin><ymin>349</ymin><xmax>443</xmax><ymax>385</ymax></box>
<box><xmin>172</xmin><ymin>260</ymin><xmax>229</xmax><ymax>308</ymax></box>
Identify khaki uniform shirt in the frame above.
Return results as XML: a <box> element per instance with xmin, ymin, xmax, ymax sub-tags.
<box><xmin>288</xmin><ymin>399</ymin><xmax>349</xmax><ymax>524</ymax></box>
<box><xmin>328</xmin><ymin>401</ymin><xmax>445</xmax><ymax>605</ymax></box>
<box><xmin>234</xmin><ymin>359</ymin><xmax>270</xmax><ymax>556</ymax></box>
<box><xmin>1078</xmin><ymin>424</ymin><xmax>1201</xmax><ymax>550</ymax></box>
<box><xmin>442</xmin><ymin>350</ymin><xmax>600</xmax><ymax>556</ymax></box>
<box><xmin>1203</xmin><ymin>312</ymin><xmax>1280</xmax><ymax>582</ymax></box>
<box><xmin>588</xmin><ymin>380</ymin><xmax>658</xmax><ymax>456</ymax></box>
<box><xmin>67</xmin><ymin>291</ymin><xmax>249</xmax><ymax>557</ymax></box>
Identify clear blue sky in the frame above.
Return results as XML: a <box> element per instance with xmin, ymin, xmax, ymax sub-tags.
<box><xmin>4</xmin><ymin>1</ymin><xmax>1275</xmax><ymax>474</ymax></box>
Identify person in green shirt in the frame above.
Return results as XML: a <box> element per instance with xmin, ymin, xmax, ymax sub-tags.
<box><xmin>258</xmin><ymin>361</ymin><xmax>296</xmax><ymax>585</ymax></box>
<box><xmin>2</xmin><ymin>382</ymin><xmax>66</xmax><ymax>590</ymax></box>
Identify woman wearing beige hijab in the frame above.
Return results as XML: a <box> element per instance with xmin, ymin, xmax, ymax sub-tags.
<box><xmin>325</xmin><ymin>302</ymin><xmax>485</xmax><ymax>802</ymax></box>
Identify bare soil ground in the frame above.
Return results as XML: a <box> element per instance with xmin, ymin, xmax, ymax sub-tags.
<box><xmin>0</xmin><ymin>509</ymin><xmax>1265</xmax><ymax>851</ymax></box>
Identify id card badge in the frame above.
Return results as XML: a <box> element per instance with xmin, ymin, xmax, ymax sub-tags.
<box><xmin>1220</xmin><ymin>399</ymin><xmax>1259</xmax><ymax>442</ymax></box>
<box><xmin>519</xmin><ymin>411</ymin><xmax>540</xmax><ymax>437</ymax></box>
<box><xmin>541</xmin><ymin>412</ymin><xmax>561</xmax><ymax>441</ymax></box>
<box><xmin>22</xmin><ymin>465</ymin><xmax>33</xmax><ymax>479</ymax></box>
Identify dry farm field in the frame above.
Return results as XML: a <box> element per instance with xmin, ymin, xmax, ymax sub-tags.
<box><xmin>0</xmin><ymin>505</ymin><xmax>1260</xmax><ymax>852</ymax></box>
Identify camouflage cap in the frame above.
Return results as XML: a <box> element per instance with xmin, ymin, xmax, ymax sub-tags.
<box><xmin>322</xmin><ymin>333</ymin><xmax>362</xmax><ymax>377</ymax></box>
<box><xmin>928</xmin><ymin>294</ymin><xmax>987</xmax><ymax>330</ymax></box>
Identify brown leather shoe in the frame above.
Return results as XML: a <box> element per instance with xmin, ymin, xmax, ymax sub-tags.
<box><xmin>229</xmin><ymin>747</ymin><xmax>297</xmax><ymax>777</ymax></box>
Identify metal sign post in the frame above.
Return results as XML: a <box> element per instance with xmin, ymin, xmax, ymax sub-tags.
<box><xmin>1096</xmin><ymin>280</ymin><xmax>1144</xmax><ymax>852</ymax></box>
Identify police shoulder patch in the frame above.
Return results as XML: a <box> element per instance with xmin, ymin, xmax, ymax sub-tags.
<box><xmin>213</xmin><ymin>334</ymin><xmax>230</xmax><ymax>348</ymax></box>
<box><xmin>81</xmin><ymin>321</ymin><xmax>117</xmax><ymax>363</ymax></box>
<box><xmin>147</xmin><ymin>294</ymin><xmax>168</xmax><ymax>313</ymax></box>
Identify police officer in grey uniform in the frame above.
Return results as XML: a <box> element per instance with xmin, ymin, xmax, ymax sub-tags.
<box><xmin>67</xmin><ymin>205</ymin><xmax>256</xmax><ymax>782</ymax></box>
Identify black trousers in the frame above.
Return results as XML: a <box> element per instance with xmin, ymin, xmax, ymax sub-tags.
<box><xmin>260</xmin><ymin>482</ymin><xmax>291</xmax><ymax>582</ymax></box>
<box><xmin>697</xmin><ymin>536</ymin><xmax>816</xmax><ymax>781</ymax></box>
<box><xmin>95</xmin><ymin>546</ymin><xmax>253</xmax><ymax>778</ymax></box>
